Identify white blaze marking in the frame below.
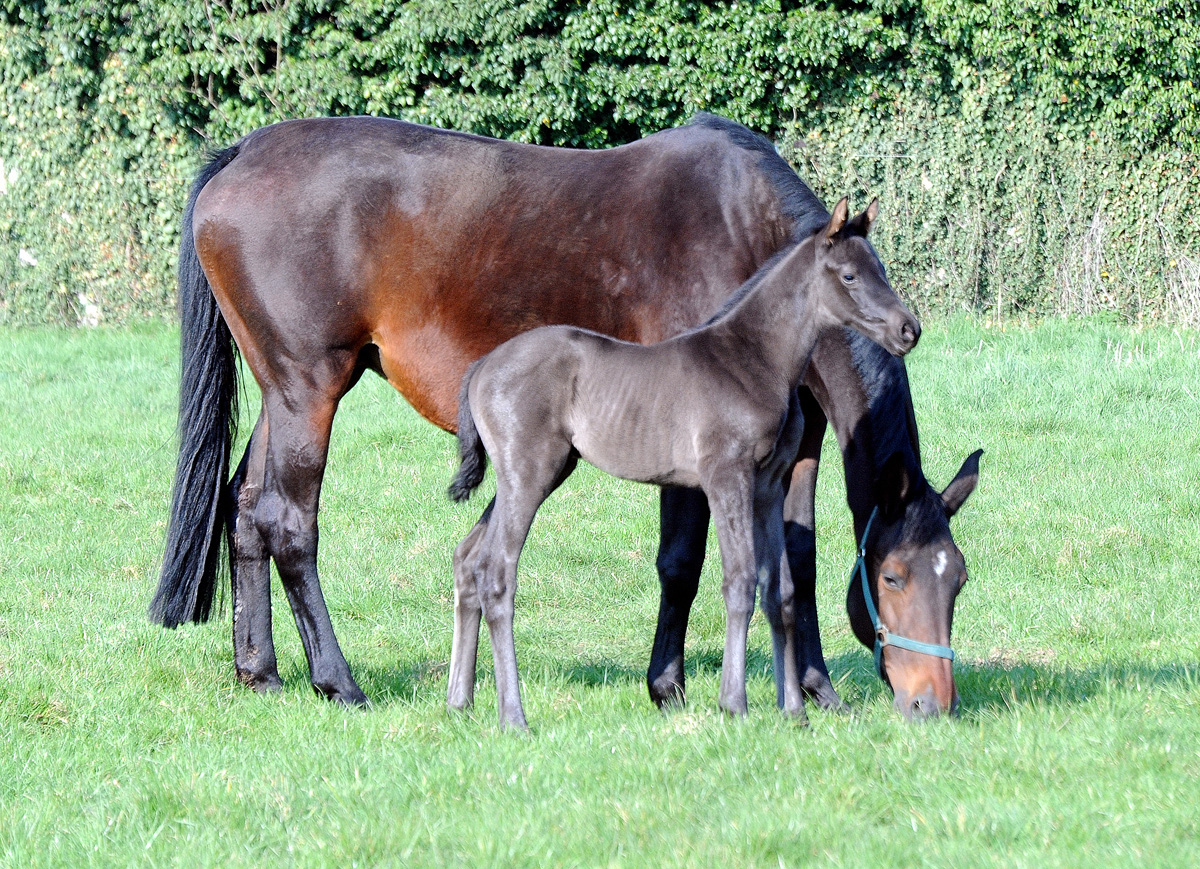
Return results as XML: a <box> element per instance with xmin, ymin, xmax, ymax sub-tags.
<box><xmin>933</xmin><ymin>550</ymin><xmax>948</xmax><ymax>577</ymax></box>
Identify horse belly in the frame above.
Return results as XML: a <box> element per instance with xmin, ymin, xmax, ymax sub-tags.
<box><xmin>570</xmin><ymin>364</ymin><xmax>701</xmax><ymax>488</ymax></box>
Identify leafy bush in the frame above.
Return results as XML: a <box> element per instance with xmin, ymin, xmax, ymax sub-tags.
<box><xmin>2</xmin><ymin>0</ymin><xmax>1197</xmax><ymax>325</ymax></box>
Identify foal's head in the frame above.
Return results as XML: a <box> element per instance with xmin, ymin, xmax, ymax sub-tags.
<box><xmin>811</xmin><ymin>198</ymin><xmax>920</xmax><ymax>357</ymax></box>
<box><xmin>846</xmin><ymin>450</ymin><xmax>982</xmax><ymax>720</ymax></box>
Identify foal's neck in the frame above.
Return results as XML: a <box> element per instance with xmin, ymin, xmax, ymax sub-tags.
<box><xmin>702</xmin><ymin>238</ymin><xmax>825</xmax><ymax>397</ymax></box>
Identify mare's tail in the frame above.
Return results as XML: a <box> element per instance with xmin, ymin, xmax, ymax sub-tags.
<box><xmin>447</xmin><ymin>359</ymin><xmax>489</xmax><ymax>502</ymax></box>
<box><xmin>148</xmin><ymin>146</ymin><xmax>241</xmax><ymax>627</ymax></box>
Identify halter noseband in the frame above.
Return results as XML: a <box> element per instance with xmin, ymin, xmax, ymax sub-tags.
<box><xmin>854</xmin><ymin>506</ymin><xmax>956</xmax><ymax>680</ymax></box>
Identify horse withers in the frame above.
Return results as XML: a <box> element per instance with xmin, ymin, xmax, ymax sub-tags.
<box><xmin>446</xmin><ymin>198</ymin><xmax>919</xmax><ymax>729</ymax></box>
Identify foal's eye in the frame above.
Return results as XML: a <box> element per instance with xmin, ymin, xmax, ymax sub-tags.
<box><xmin>842</xmin><ymin>273</ymin><xmax>857</xmax><ymax>284</ymax></box>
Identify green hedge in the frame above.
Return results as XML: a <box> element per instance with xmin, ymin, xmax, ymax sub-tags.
<box><xmin>2</xmin><ymin>1</ymin><xmax>1198</xmax><ymax>326</ymax></box>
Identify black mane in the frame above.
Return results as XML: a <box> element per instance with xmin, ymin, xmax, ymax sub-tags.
<box><xmin>687</xmin><ymin>113</ymin><xmax>830</xmax><ymax>238</ymax></box>
<box><xmin>846</xmin><ymin>328</ymin><xmax>931</xmax><ymax>524</ymax></box>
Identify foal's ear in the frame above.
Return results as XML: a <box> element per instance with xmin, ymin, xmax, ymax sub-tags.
<box><xmin>942</xmin><ymin>448</ymin><xmax>983</xmax><ymax>518</ymax></box>
<box><xmin>847</xmin><ymin>197</ymin><xmax>880</xmax><ymax>236</ymax></box>
<box><xmin>824</xmin><ymin>196</ymin><xmax>850</xmax><ymax>245</ymax></box>
<box><xmin>875</xmin><ymin>451</ymin><xmax>918</xmax><ymax>521</ymax></box>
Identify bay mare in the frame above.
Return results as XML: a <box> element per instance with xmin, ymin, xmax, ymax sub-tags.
<box><xmin>150</xmin><ymin>113</ymin><xmax>978</xmax><ymax>717</ymax></box>
<box><xmin>447</xmin><ymin>200</ymin><xmax>919</xmax><ymax>728</ymax></box>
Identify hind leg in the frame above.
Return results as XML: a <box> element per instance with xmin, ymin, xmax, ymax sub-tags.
<box><xmin>229</xmin><ymin>412</ymin><xmax>281</xmax><ymax>692</ymax></box>
<box><xmin>254</xmin><ymin>385</ymin><xmax>366</xmax><ymax>706</ymax></box>
<box><xmin>474</xmin><ymin>447</ymin><xmax>577</xmax><ymax>730</ymax></box>
<box><xmin>447</xmin><ymin>498</ymin><xmax>495</xmax><ymax>711</ymax></box>
<box><xmin>647</xmin><ymin>486</ymin><xmax>709</xmax><ymax>707</ymax></box>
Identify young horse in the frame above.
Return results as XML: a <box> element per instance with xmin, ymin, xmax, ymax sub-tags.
<box><xmin>151</xmin><ymin>112</ymin><xmax>974</xmax><ymax>716</ymax></box>
<box><xmin>445</xmin><ymin>199</ymin><xmax>919</xmax><ymax>729</ymax></box>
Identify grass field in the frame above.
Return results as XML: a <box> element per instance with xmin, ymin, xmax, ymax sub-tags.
<box><xmin>1</xmin><ymin>318</ymin><xmax>1198</xmax><ymax>867</ymax></box>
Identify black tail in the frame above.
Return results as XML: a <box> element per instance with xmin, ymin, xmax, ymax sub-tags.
<box><xmin>149</xmin><ymin>146</ymin><xmax>241</xmax><ymax>627</ymax></box>
<box><xmin>447</xmin><ymin>359</ymin><xmax>489</xmax><ymax>502</ymax></box>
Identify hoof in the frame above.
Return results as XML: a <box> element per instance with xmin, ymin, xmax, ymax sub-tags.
<box><xmin>802</xmin><ymin>674</ymin><xmax>847</xmax><ymax>713</ymax></box>
<box><xmin>238</xmin><ymin>671</ymin><xmax>284</xmax><ymax>694</ymax></box>
<box><xmin>314</xmin><ymin>680</ymin><xmax>370</xmax><ymax>708</ymax></box>
<box><xmin>649</xmin><ymin>677</ymin><xmax>686</xmax><ymax>710</ymax></box>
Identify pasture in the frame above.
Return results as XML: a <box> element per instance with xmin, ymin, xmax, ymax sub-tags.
<box><xmin>1</xmin><ymin>317</ymin><xmax>1198</xmax><ymax>866</ymax></box>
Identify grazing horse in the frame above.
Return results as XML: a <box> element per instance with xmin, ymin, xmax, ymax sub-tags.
<box><xmin>150</xmin><ymin>112</ymin><xmax>974</xmax><ymax>715</ymax></box>
<box><xmin>649</xmin><ymin>327</ymin><xmax>981</xmax><ymax>720</ymax></box>
<box><xmin>446</xmin><ymin>199</ymin><xmax>920</xmax><ymax>728</ymax></box>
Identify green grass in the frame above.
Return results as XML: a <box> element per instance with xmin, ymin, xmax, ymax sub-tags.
<box><xmin>1</xmin><ymin>318</ymin><xmax>1198</xmax><ymax>867</ymax></box>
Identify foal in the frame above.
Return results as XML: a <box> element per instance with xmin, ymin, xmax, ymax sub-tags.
<box><xmin>446</xmin><ymin>198</ymin><xmax>919</xmax><ymax>729</ymax></box>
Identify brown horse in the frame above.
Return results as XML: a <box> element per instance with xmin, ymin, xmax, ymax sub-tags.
<box><xmin>445</xmin><ymin>200</ymin><xmax>918</xmax><ymax>728</ymax></box>
<box><xmin>150</xmin><ymin>113</ymin><xmax>977</xmax><ymax>716</ymax></box>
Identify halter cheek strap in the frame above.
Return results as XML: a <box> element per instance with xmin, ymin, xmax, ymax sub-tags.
<box><xmin>854</xmin><ymin>507</ymin><xmax>955</xmax><ymax>680</ymax></box>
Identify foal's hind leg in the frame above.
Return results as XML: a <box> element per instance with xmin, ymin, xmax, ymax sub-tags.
<box><xmin>447</xmin><ymin>498</ymin><xmax>494</xmax><ymax>711</ymax></box>
<box><xmin>474</xmin><ymin>447</ymin><xmax>577</xmax><ymax>730</ymax></box>
<box><xmin>254</xmin><ymin>385</ymin><xmax>366</xmax><ymax>706</ymax></box>
<box><xmin>648</xmin><ymin>486</ymin><xmax>709</xmax><ymax>707</ymax></box>
<box><xmin>229</xmin><ymin>412</ymin><xmax>281</xmax><ymax>692</ymax></box>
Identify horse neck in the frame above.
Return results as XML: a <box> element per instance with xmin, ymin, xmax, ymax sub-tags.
<box><xmin>822</xmin><ymin>331</ymin><xmax>923</xmax><ymax>534</ymax></box>
<box><xmin>704</xmin><ymin>240</ymin><xmax>826</xmax><ymax>396</ymax></box>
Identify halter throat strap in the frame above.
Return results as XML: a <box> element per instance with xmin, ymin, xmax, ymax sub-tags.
<box><xmin>855</xmin><ymin>506</ymin><xmax>956</xmax><ymax>680</ymax></box>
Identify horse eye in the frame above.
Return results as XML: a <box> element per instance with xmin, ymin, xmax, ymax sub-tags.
<box><xmin>881</xmin><ymin>572</ymin><xmax>905</xmax><ymax>591</ymax></box>
<box><xmin>842</xmin><ymin>273</ymin><xmax>857</xmax><ymax>284</ymax></box>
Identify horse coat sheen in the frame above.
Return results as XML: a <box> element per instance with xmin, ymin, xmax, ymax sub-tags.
<box><xmin>446</xmin><ymin>201</ymin><xmax>920</xmax><ymax>729</ymax></box>
<box><xmin>151</xmin><ymin>113</ymin><xmax>979</xmax><ymax>717</ymax></box>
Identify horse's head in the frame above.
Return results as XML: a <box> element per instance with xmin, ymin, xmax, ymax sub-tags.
<box><xmin>813</xmin><ymin>197</ymin><xmax>920</xmax><ymax>357</ymax></box>
<box><xmin>846</xmin><ymin>449</ymin><xmax>983</xmax><ymax>720</ymax></box>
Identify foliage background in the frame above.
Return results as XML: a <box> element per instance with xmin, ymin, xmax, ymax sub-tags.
<box><xmin>1</xmin><ymin>0</ymin><xmax>1198</xmax><ymax>326</ymax></box>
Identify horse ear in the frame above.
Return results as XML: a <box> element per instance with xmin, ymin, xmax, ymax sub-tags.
<box><xmin>844</xmin><ymin>197</ymin><xmax>880</xmax><ymax>237</ymax></box>
<box><xmin>942</xmin><ymin>448</ymin><xmax>983</xmax><ymax>518</ymax></box>
<box><xmin>824</xmin><ymin>197</ymin><xmax>849</xmax><ymax>246</ymax></box>
<box><xmin>863</xmin><ymin>197</ymin><xmax>879</xmax><ymax>233</ymax></box>
<box><xmin>875</xmin><ymin>451</ymin><xmax>916</xmax><ymax>521</ymax></box>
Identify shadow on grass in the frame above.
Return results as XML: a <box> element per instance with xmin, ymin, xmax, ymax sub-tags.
<box><xmin>558</xmin><ymin>646</ymin><xmax>777</xmax><ymax>690</ymax></box>
<box><xmin>346</xmin><ymin>647</ymin><xmax>1197</xmax><ymax>715</ymax></box>
<box><xmin>823</xmin><ymin>649</ymin><xmax>1200</xmax><ymax>716</ymax></box>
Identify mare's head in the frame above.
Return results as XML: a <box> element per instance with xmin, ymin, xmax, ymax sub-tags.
<box><xmin>846</xmin><ymin>450</ymin><xmax>983</xmax><ymax>720</ymax></box>
<box><xmin>811</xmin><ymin>198</ymin><xmax>920</xmax><ymax>357</ymax></box>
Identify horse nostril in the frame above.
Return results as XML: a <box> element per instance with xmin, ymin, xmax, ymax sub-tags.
<box><xmin>909</xmin><ymin>693</ymin><xmax>941</xmax><ymax>721</ymax></box>
<box><xmin>901</xmin><ymin>320</ymin><xmax>920</xmax><ymax>348</ymax></box>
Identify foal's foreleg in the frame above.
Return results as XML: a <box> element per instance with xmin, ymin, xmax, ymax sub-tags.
<box><xmin>229</xmin><ymin>413</ymin><xmax>281</xmax><ymax>692</ymax></box>
<box><xmin>447</xmin><ymin>499</ymin><xmax>494</xmax><ymax>711</ymax></box>
<box><xmin>782</xmin><ymin>394</ymin><xmax>843</xmax><ymax>710</ymax></box>
<box><xmin>705</xmin><ymin>469</ymin><xmax>758</xmax><ymax>716</ymax></box>
<box><xmin>754</xmin><ymin>485</ymin><xmax>807</xmax><ymax>720</ymax></box>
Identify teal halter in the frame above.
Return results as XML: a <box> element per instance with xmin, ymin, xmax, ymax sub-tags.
<box><xmin>854</xmin><ymin>506</ymin><xmax>956</xmax><ymax>680</ymax></box>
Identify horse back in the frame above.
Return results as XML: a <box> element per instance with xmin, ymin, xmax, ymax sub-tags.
<box><xmin>190</xmin><ymin>116</ymin><xmax>793</xmax><ymax>429</ymax></box>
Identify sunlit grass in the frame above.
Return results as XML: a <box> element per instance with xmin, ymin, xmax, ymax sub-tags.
<box><xmin>1</xmin><ymin>319</ymin><xmax>1197</xmax><ymax>866</ymax></box>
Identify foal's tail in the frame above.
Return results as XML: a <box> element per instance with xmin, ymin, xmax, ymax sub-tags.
<box><xmin>148</xmin><ymin>145</ymin><xmax>241</xmax><ymax>627</ymax></box>
<box><xmin>447</xmin><ymin>359</ymin><xmax>489</xmax><ymax>502</ymax></box>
